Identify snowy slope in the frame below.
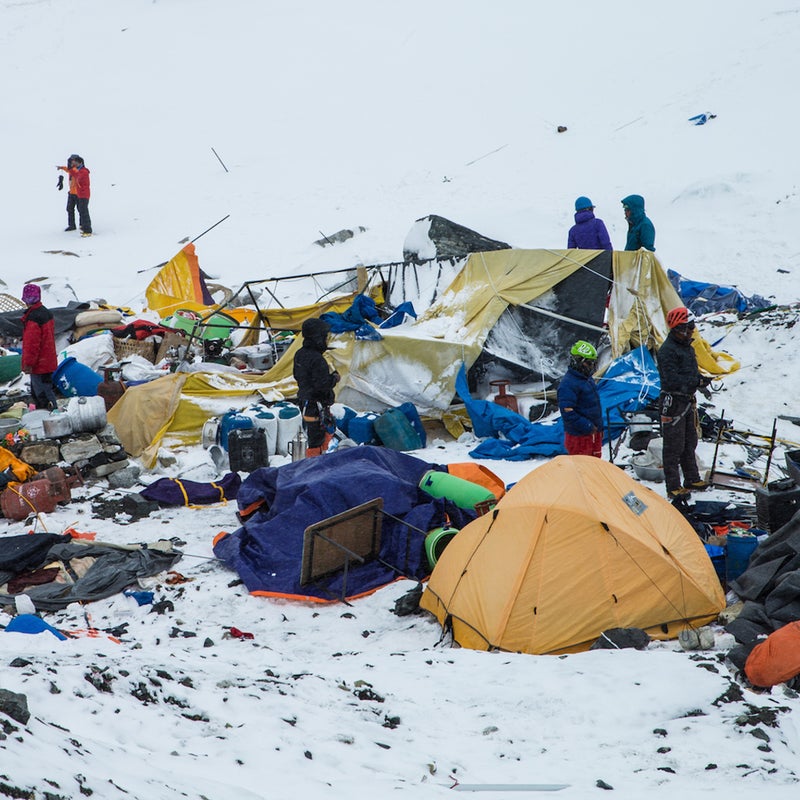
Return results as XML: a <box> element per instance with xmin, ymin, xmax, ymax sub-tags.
<box><xmin>1</xmin><ymin>2</ymin><xmax>800</xmax><ymax>799</ymax></box>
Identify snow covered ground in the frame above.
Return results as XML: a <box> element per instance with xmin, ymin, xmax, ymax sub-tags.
<box><xmin>2</xmin><ymin>2</ymin><xmax>800</xmax><ymax>798</ymax></box>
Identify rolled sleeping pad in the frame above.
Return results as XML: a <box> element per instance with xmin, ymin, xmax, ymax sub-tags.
<box><xmin>424</xmin><ymin>527</ymin><xmax>459</xmax><ymax>569</ymax></box>
<box><xmin>419</xmin><ymin>469</ymin><xmax>496</xmax><ymax>511</ymax></box>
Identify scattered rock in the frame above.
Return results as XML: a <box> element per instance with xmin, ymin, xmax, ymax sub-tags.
<box><xmin>0</xmin><ymin>688</ymin><xmax>30</xmax><ymax>725</ymax></box>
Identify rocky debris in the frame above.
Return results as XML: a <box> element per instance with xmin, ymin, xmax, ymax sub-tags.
<box><xmin>0</xmin><ymin>688</ymin><xmax>30</xmax><ymax>725</ymax></box>
<box><xmin>403</xmin><ymin>214</ymin><xmax>510</xmax><ymax>263</ymax></box>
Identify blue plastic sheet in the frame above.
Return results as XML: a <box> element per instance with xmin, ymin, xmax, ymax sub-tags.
<box><xmin>457</xmin><ymin>346</ymin><xmax>661</xmax><ymax>460</ymax></box>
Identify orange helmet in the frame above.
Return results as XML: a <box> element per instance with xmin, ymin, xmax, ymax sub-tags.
<box><xmin>667</xmin><ymin>307</ymin><xmax>694</xmax><ymax>329</ymax></box>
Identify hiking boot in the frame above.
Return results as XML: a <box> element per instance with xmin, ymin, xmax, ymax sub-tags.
<box><xmin>684</xmin><ymin>480</ymin><xmax>709</xmax><ymax>492</ymax></box>
<box><xmin>668</xmin><ymin>487</ymin><xmax>691</xmax><ymax>498</ymax></box>
<box><xmin>80</xmin><ymin>231</ymin><xmax>92</xmax><ymax>237</ymax></box>
<box><xmin>64</xmin><ymin>226</ymin><xmax>76</xmax><ymax>231</ymax></box>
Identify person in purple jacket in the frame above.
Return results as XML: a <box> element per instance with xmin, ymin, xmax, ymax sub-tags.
<box><xmin>567</xmin><ymin>196</ymin><xmax>613</xmax><ymax>250</ymax></box>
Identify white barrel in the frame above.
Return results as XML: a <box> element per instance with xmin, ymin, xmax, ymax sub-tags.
<box><xmin>275</xmin><ymin>403</ymin><xmax>302</xmax><ymax>456</ymax></box>
<box><xmin>66</xmin><ymin>395</ymin><xmax>108</xmax><ymax>433</ymax></box>
<box><xmin>246</xmin><ymin>407</ymin><xmax>278</xmax><ymax>455</ymax></box>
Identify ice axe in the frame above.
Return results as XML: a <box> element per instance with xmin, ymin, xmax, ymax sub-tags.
<box><xmin>136</xmin><ymin>214</ymin><xmax>230</xmax><ymax>274</ymax></box>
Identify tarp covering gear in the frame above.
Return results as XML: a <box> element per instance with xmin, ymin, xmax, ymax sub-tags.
<box><xmin>420</xmin><ymin>455</ymin><xmax>725</xmax><ymax>654</ymax></box>
<box><xmin>212</xmin><ymin>447</ymin><xmax>478</xmax><ymax>602</ymax></box>
<box><xmin>668</xmin><ymin>268</ymin><xmax>771</xmax><ymax>315</ymax></box>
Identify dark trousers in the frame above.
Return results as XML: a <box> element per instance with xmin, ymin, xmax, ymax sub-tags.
<box><xmin>661</xmin><ymin>395</ymin><xmax>701</xmax><ymax>492</ymax></box>
<box><xmin>67</xmin><ymin>194</ymin><xmax>92</xmax><ymax>233</ymax></box>
<box><xmin>30</xmin><ymin>372</ymin><xmax>58</xmax><ymax>410</ymax></box>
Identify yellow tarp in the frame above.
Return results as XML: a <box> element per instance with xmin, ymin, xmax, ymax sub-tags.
<box><xmin>420</xmin><ymin>456</ymin><xmax>725</xmax><ymax>655</ymax></box>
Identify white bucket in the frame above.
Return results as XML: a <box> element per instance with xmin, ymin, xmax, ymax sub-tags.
<box><xmin>66</xmin><ymin>395</ymin><xmax>107</xmax><ymax>433</ymax></box>
<box><xmin>246</xmin><ymin>407</ymin><xmax>278</xmax><ymax>455</ymax></box>
<box><xmin>275</xmin><ymin>404</ymin><xmax>302</xmax><ymax>456</ymax></box>
<box><xmin>202</xmin><ymin>418</ymin><xmax>219</xmax><ymax>449</ymax></box>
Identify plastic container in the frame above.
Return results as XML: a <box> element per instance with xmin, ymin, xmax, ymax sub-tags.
<box><xmin>349</xmin><ymin>413</ymin><xmax>378</xmax><ymax>445</ymax></box>
<box><xmin>245</xmin><ymin>406</ymin><xmax>278</xmax><ymax>455</ymax></box>
<box><xmin>419</xmin><ymin>470</ymin><xmax>496</xmax><ymax>511</ymax></box>
<box><xmin>66</xmin><ymin>395</ymin><xmax>108</xmax><ymax>433</ymax></box>
<box><xmin>53</xmin><ymin>356</ymin><xmax>102</xmax><ymax>397</ymax></box>
<box><xmin>275</xmin><ymin>403</ymin><xmax>302</xmax><ymax>456</ymax></box>
<box><xmin>227</xmin><ymin>428</ymin><xmax>269</xmax><ymax>472</ymax></box>
<box><xmin>219</xmin><ymin>411</ymin><xmax>255</xmax><ymax>452</ymax></box>
<box><xmin>0</xmin><ymin>353</ymin><xmax>22</xmax><ymax>383</ymax></box>
<box><xmin>202</xmin><ymin>418</ymin><xmax>220</xmax><ymax>449</ymax></box>
<box><xmin>425</xmin><ymin>527</ymin><xmax>459</xmax><ymax>569</ymax></box>
<box><xmin>20</xmin><ymin>409</ymin><xmax>51</xmax><ymax>439</ymax></box>
<box><xmin>374</xmin><ymin>407</ymin><xmax>422</xmax><ymax>451</ymax></box>
<box><xmin>726</xmin><ymin>532</ymin><xmax>760</xmax><ymax>583</ymax></box>
<box><xmin>332</xmin><ymin>404</ymin><xmax>357</xmax><ymax>437</ymax></box>
<box><xmin>703</xmin><ymin>543</ymin><xmax>726</xmax><ymax>587</ymax></box>
<box><xmin>397</xmin><ymin>401</ymin><xmax>427</xmax><ymax>447</ymax></box>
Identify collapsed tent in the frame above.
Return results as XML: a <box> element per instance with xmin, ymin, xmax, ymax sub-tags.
<box><xmin>420</xmin><ymin>456</ymin><xmax>725</xmax><ymax>654</ymax></box>
<box><xmin>212</xmin><ymin>446</ymin><xmax>478</xmax><ymax>601</ymax></box>
<box><xmin>0</xmin><ymin>533</ymin><xmax>182</xmax><ymax>611</ymax></box>
<box><xmin>338</xmin><ymin>249</ymin><xmax>739</xmax><ymax>415</ymax></box>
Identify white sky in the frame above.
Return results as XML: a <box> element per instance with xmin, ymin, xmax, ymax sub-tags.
<box><xmin>1</xmin><ymin>2</ymin><xmax>800</xmax><ymax>798</ymax></box>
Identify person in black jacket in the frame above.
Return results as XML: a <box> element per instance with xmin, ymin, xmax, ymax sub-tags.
<box><xmin>293</xmin><ymin>317</ymin><xmax>340</xmax><ymax>457</ymax></box>
<box><xmin>657</xmin><ymin>307</ymin><xmax>711</xmax><ymax>498</ymax></box>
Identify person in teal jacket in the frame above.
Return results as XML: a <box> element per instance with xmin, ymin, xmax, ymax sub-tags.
<box><xmin>621</xmin><ymin>194</ymin><xmax>655</xmax><ymax>251</ymax></box>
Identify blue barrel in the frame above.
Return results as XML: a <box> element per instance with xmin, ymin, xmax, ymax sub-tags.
<box><xmin>349</xmin><ymin>413</ymin><xmax>378</xmax><ymax>445</ymax></box>
<box><xmin>53</xmin><ymin>357</ymin><xmax>102</xmax><ymax>397</ymax></box>
<box><xmin>374</xmin><ymin>407</ymin><xmax>422</xmax><ymax>451</ymax></box>
<box><xmin>704</xmin><ymin>543</ymin><xmax>726</xmax><ymax>586</ymax></box>
<box><xmin>219</xmin><ymin>411</ymin><xmax>255</xmax><ymax>451</ymax></box>
<box><xmin>726</xmin><ymin>532</ymin><xmax>759</xmax><ymax>583</ymax></box>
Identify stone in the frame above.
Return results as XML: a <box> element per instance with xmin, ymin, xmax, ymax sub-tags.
<box><xmin>106</xmin><ymin>464</ymin><xmax>142</xmax><ymax>489</ymax></box>
<box><xmin>19</xmin><ymin>442</ymin><xmax>61</xmax><ymax>468</ymax></box>
<box><xmin>403</xmin><ymin>214</ymin><xmax>510</xmax><ymax>263</ymax></box>
<box><xmin>91</xmin><ymin>458</ymin><xmax>130</xmax><ymax>478</ymax></box>
<box><xmin>60</xmin><ymin>435</ymin><xmax>103</xmax><ymax>464</ymax></box>
<box><xmin>0</xmin><ymin>688</ymin><xmax>30</xmax><ymax>725</ymax></box>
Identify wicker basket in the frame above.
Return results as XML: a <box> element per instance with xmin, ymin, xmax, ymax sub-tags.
<box><xmin>113</xmin><ymin>338</ymin><xmax>156</xmax><ymax>363</ymax></box>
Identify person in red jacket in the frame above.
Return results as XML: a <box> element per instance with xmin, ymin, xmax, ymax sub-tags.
<box><xmin>21</xmin><ymin>284</ymin><xmax>59</xmax><ymax>410</ymax></box>
<box><xmin>57</xmin><ymin>154</ymin><xmax>92</xmax><ymax>236</ymax></box>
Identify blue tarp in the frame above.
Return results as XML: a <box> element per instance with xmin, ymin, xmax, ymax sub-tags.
<box><xmin>458</xmin><ymin>346</ymin><xmax>661</xmax><ymax>461</ymax></box>
<box><xmin>213</xmin><ymin>447</ymin><xmax>476</xmax><ymax>600</ymax></box>
<box><xmin>321</xmin><ymin>294</ymin><xmax>384</xmax><ymax>340</ymax></box>
<box><xmin>668</xmin><ymin>269</ymin><xmax>770</xmax><ymax>315</ymax></box>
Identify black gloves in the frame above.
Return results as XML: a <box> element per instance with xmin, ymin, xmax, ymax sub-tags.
<box><xmin>57</xmin><ymin>174</ymin><xmax>64</xmax><ymax>191</ymax></box>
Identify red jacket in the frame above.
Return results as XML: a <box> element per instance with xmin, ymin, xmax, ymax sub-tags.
<box><xmin>21</xmin><ymin>302</ymin><xmax>58</xmax><ymax>374</ymax></box>
<box><xmin>58</xmin><ymin>165</ymin><xmax>90</xmax><ymax>198</ymax></box>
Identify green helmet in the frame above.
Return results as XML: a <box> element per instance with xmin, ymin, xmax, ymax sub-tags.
<box><xmin>570</xmin><ymin>340</ymin><xmax>597</xmax><ymax>359</ymax></box>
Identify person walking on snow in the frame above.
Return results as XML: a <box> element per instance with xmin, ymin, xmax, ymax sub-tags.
<box><xmin>657</xmin><ymin>307</ymin><xmax>712</xmax><ymax>498</ymax></box>
<box><xmin>621</xmin><ymin>194</ymin><xmax>654</xmax><ymax>251</ymax></box>
<box><xmin>567</xmin><ymin>196</ymin><xmax>612</xmax><ymax>250</ymax></box>
<box><xmin>557</xmin><ymin>340</ymin><xmax>604</xmax><ymax>458</ymax></box>
<box><xmin>21</xmin><ymin>283</ymin><xmax>59</xmax><ymax>411</ymax></box>
<box><xmin>57</xmin><ymin>154</ymin><xmax>92</xmax><ymax>236</ymax></box>
<box><xmin>293</xmin><ymin>317</ymin><xmax>340</xmax><ymax>457</ymax></box>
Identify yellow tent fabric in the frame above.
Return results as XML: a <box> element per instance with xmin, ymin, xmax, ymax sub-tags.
<box><xmin>420</xmin><ymin>456</ymin><xmax>725</xmax><ymax>655</ymax></box>
<box><xmin>145</xmin><ymin>244</ymin><xmax>209</xmax><ymax>316</ymax></box>
<box><xmin>0</xmin><ymin>447</ymin><xmax>36</xmax><ymax>482</ymax></box>
<box><xmin>607</xmin><ymin>249</ymin><xmax>739</xmax><ymax>375</ymax></box>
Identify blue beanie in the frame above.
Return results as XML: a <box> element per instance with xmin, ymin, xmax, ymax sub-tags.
<box><xmin>575</xmin><ymin>196</ymin><xmax>594</xmax><ymax>211</ymax></box>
